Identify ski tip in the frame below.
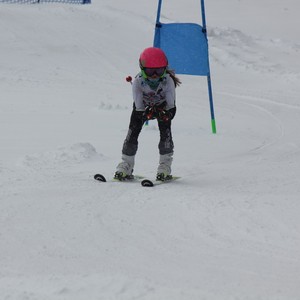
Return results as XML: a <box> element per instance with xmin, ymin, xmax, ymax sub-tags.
<box><xmin>94</xmin><ymin>174</ymin><xmax>106</xmax><ymax>182</ymax></box>
<box><xmin>141</xmin><ymin>179</ymin><xmax>154</xmax><ymax>187</ymax></box>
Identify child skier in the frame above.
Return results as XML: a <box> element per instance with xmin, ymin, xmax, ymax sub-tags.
<box><xmin>115</xmin><ymin>47</ymin><xmax>181</xmax><ymax>181</ymax></box>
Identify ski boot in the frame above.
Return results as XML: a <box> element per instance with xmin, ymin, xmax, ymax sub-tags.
<box><xmin>115</xmin><ymin>154</ymin><xmax>135</xmax><ymax>181</ymax></box>
<box><xmin>156</xmin><ymin>153</ymin><xmax>173</xmax><ymax>181</ymax></box>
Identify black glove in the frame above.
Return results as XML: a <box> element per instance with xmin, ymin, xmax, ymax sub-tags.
<box><xmin>143</xmin><ymin>105</ymin><xmax>157</xmax><ymax>120</ymax></box>
<box><xmin>157</xmin><ymin>109</ymin><xmax>172</xmax><ymax>122</ymax></box>
<box><xmin>143</xmin><ymin>105</ymin><xmax>176</xmax><ymax>122</ymax></box>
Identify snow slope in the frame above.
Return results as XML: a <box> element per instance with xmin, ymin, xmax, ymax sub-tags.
<box><xmin>1</xmin><ymin>0</ymin><xmax>300</xmax><ymax>299</ymax></box>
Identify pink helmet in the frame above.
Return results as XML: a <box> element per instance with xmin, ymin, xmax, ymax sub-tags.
<box><xmin>139</xmin><ymin>47</ymin><xmax>168</xmax><ymax>69</ymax></box>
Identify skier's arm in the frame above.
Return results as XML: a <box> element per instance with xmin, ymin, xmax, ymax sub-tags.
<box><xmin>164</xmin><ymin>76</ymin><xmax>176</xmax><ymax>110</ymax></box>
<box><xmin>132</xmin><ymin>77</ymin><xmax>145</xmax><ymax>111</ymax></box>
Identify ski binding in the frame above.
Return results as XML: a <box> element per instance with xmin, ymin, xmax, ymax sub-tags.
<box><xmin>141</xmin><ymin>175</ymin><xmax>180</xmax><ymax>187</ymax></box>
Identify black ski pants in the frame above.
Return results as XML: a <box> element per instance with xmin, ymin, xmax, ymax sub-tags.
<box><xmin>122</xmin><ymin>107</ymin><xmax>176</xmax><ymax>157</ymax></box>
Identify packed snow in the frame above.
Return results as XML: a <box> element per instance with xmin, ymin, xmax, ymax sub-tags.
<box><xmin>1</xmin><ymin>0</ymin><xmax>300</xmax><ymax>299</ymax></box>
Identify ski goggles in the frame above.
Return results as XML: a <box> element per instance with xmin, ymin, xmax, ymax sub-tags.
<box><xmin>142</xmin><ymin>67</ymin><xmax>166</xmax><ymax>77</ymax></box>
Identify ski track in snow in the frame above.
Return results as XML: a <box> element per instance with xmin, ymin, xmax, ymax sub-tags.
<box><xmin>1</xmin><ymin>1</ymin><xmax>300</xmax><ymax>299</ymax></box>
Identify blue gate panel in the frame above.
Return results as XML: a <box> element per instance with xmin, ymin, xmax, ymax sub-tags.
<box><xmin>154</xmin><ymin>22</ymin><xmax>209</xmax><ymax>76</ymax></box>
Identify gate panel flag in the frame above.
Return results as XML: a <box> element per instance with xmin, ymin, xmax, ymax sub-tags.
<box><xmin>152</xmin><ymin>0</ymin><xmax>216</xmax><ymax>133</ymax></box>
<box><xmin>154</xmin><ymin>23</ymin><xmax>209</xmax><ymax>76</ymax></box>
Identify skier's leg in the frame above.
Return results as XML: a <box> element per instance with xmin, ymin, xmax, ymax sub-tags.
<box><xmin>157</xmin><ymin>120</ymin><xmax>174</xmax><ymax>179</ymax></box>
<box><xmin>122</xmin><ymin>109</ymin><xmax>144</xmax><ymax>156</ymax></box>
<box><xmin>116</xmin><ymin>109</ymin><xmax>144</xmax><ymax>177</ymax></box>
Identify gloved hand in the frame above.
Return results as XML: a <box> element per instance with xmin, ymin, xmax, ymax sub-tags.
<box><xmin>143</xmin><ymin>105</ymin><xmax>157</xmax><ymax>120</ymax></box>
<box><xmin>143</xmin><ymin>104</ymin><xmax>175</xmax><ymax>122</ymax></box>
<box><xmin>157</xmin><ymin>108</ymin><xmax>173</xmax><ymax>122</ymax></box>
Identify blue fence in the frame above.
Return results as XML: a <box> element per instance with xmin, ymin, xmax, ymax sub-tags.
<box><xmin>0</xmin><ymin>0</ymin><xmax>90</xmax><ymax>3</ymax></box>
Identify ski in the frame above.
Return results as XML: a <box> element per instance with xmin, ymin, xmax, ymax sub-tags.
<box><xmin>141</xmin><ymin>176</ymin><xmax>180</xmax><ymax>187</ymax></box>
<box><xmin>94</xmin><ymin>174</ymin><xmax>144</xmax><ymax>183</ymax></box>
<box><xmin>94</xmin><ymin>173</ymin><xmax>180</xmax><ymax>186</ymax></box>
